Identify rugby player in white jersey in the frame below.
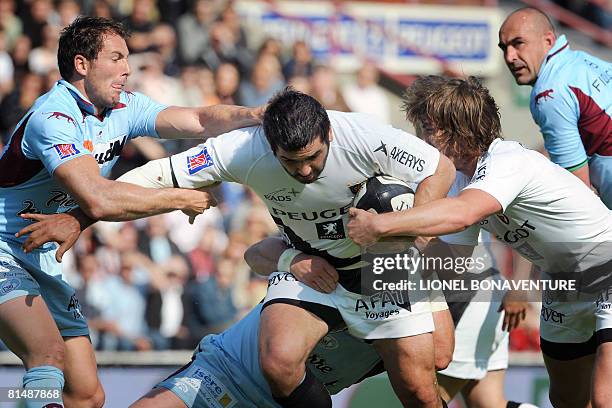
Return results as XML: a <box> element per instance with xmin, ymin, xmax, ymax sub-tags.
<box><xmin>348</xmin><ymin>76</ymin><xmax>612</xmax><ymax>408</ymax></box>
<box><xmin>118</xmin><ymin>88</ymin><xmax>456</xmax><ymax>407</ymax></box>
<box><xmin>402</xmin><ymin>75</ymin><xmax>536</xmax><ymax>408</ymax></box>
<box><xmin>23</xmin><ymin>88</ymin><xmax>456</xmax><ymax>407</ymax></box>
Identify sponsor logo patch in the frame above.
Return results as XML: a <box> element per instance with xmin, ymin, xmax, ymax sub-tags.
<box><xmin>0</xmin><ymin>277</ymin><xmax>21</xmax><ymax>295</ymax></box>
<box><xmin>54</xmin><ymin>144</ymin><xmax>80</xmax><ymax>160</ymax></box>
<box><xmin>187</xmin><ymin>148</ymin><xmax>214</xmax><ymax>175</ymax></box>
<box><xmin>316</xmin><ymin>219</ymin><xmax>345</xmax><ymax>240</ymax></box>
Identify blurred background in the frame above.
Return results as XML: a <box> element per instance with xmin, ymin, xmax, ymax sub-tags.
<box><xmin>0</xmin><ymin>0</ymin><xmax>609</xmax><ymax>406</ymax></box>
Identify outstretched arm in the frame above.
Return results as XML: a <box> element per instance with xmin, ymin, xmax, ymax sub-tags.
<box><xmin>348</xmin><ymin>189</ymin><xmax>502</xmax><ymax>247</ymax></box>
<box><xmin>155</xmin><ymin>105</ymin><xmax>264</xmax><ymax>139</ymax></box>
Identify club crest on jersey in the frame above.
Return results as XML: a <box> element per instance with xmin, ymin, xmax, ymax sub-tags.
<box><xmin>54</xmin><ymin>143</ymin><xmax>80</xmax><ymax>160</ymax></box>
<box><xmin>535</xmin><ymin>89</ymin><xmax>554</xmax><ymax>104</ymax></box>
<box><xmin>316</xmin><ymin>219</ymin><xmax>345</xmax><ymax>240</ymax></box>
<box><xmin>187</xmin><ymin>148</ymin><xmax>214</xmax><ymax>175</ymax></box>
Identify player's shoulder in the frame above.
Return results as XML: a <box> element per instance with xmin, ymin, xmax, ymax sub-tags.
<box><xmin>327</xmin><ymin>110</ymin><xmax>403</xmax><ymax>147</ymax></box>
<box><xmin>25</xmin><ymin>85</ymin><xmax>81</xmax><ymax>135</ymax></box>
<box><xmin>478</xmin><ymin>139</ymin><xmax>532</xmax><ymax>175</ymax></box>
<box><xmin>208</xmin><ymin>125</ymin><xmax>271</xmax><ymax>163</ymax></box>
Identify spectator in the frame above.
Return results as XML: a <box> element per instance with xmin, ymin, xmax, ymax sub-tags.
<box><xmin>186</xmin><ymin>257</ymin><xmax>238</xmax><ymax>340</ymax></box>
<box><xmin>342</xmin><ymin>61</ymin><xmax>390</xmax><ymax>123</ymax></box>
<box><xmin>93</xmin><ymin>252</ymin><xmax>154</xmax><ymax>351</ymax></box>
<box><xmin>123</xmin><ymin>0</ymin><xmax>157</xmax><ymax>54</ymax></box>
<box><xmin>132</xmin><ymin>51</ymin><xmax>183</xmax><ymax>106</ymax></box>
<box><xmin>0</xmin><ymin>71</ymin><xmax>44</xmax><ymax>143</ymax></box>
<box><xmin>145</xmin><ymin>255</ymin><xmax>191</xmax><ymax>349</ymax></box>
<box><xmin>310</xmin><ymin>64</ymin><xmax>350</xmax><ymax>111</ymax></box>
<box><xmin>10</xmin><ymin>35</ymin><xmax>32</xmax><ymax>82</ymax></box>
<box><xmin>28</xmin><ymin>23</ymin><xmax>59</xmax><ymax>75</ymax></box>
<box><xmin>239</xmin><ymin>54</ymin><xmax>284</xmax><ymax>107</ymax></box>
<box><xmin>202</xmin><ymin>21</ymin><xmax>253</xmax><ymax>75</ymax></box>
<box><xmin>215</xmin><ymin>62</ymin><xmax>241</xmax><ymax>105</ymax></box>
<box><xmin>0</xmin><ymin>30</ymin><xmax>14</xmax><ymax>101</ymax></box>
<box><xmin>0</xmin><ymin>0</ymin><xmax>23</xmax><ymax>51</ymax></box>
<box><xmin>90</xmin><ymin>0</ymin><xmax>115</xmax><ymax>19</ymax></box>
<box><xmin>177</xmin><ymin>0</ymin><xmax>216</xmax><ymax>65</ymax></box>
<box><xmin>283</xmin><ymin>40</ymin><xmax>314</xmax><ymax>79</ymax></box>
<box><xmin>56</xmin><ymin>0</ymin><xmax>80</xmax><ymax>29</ymax></box>
<box><xmin>21</xmin><ymin>0</ymin><xmax>53</xmax><ymax>48</ymax></box>
<box><xmin>150</xmin><ymin>23</ymin><xmax>181</xmax><ymax>77</ymax></box>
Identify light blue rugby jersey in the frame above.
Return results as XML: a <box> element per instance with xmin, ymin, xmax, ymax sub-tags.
<box><xmin>530</xmin><ymin>35</ymin><xmax>611</xmax><ymax>170</ymax></box>
<box><xmin>199</xmin><ymin>304</ymin><xmax>382</xmax><ymax>406</ymax></box>
<box><xmin>0</xmin><ymin>80</ymin><xmax>166</xmax><ymax>250</ymax></box>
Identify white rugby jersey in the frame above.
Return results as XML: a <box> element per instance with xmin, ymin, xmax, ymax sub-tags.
<box><xmin>452</xmin><ymin>139</ymin><xmax>612</xmax><ymax>273</ymax></box>
<box><xmin>170</xmin><ymin>111</ymin><xmax>441</xmax><ymax>270</ymax></box>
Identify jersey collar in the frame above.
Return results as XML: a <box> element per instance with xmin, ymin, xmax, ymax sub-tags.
<box><xmin>539</xmin><ymin>35</ymin><xmax>569</xmax><ymax>74</ymax></box>
<box><xmin>58</xmin><ymin>79</ymin><xmax>99</xmax><ymax>116</ymax></box>
<box><xmin>545</xmin><ymin>35</ymin><xmax>569</xmax><ymax>63</ymax></box>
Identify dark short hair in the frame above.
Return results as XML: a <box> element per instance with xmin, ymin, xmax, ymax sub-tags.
<box><xmin>263</xmin><ymin>88</ymin><xmax>331</xmax><ymax>153</ymax></box>
<box><xmin>58</xmin><ymin>16</ymin><xmax>129</xmax><ymax>80</ymax></box>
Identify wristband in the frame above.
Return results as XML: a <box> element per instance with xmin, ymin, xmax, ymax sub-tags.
<box><xmin>277</xmin><ymin>248</ymin><xmax>303</xmax><ymax>273</ymax></box>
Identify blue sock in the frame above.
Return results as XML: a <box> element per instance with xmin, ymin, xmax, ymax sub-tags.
<box><xmin>22</xmin><ymin>365</ymin><xmax>64</xmax><ymax>408</ymax></box>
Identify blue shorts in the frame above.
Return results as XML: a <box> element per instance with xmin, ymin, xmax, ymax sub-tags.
<box><xmin>156</xmin><ymin>337</ymin><xmax>278</xmax><ymax>408</ymax></box>
<box><xmin>0</xmin><ymin>240</ymin><xmax>89</xmax><ymax>337</ymax></box>
<box><xmin>590</xmin><ymin>153</ymin><xmax>612</xmax><ymax>209</ymax></box>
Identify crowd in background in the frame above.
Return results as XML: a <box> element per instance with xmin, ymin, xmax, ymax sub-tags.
<box><xmin>0</xmin><ymin>0</ymin><xmax>543</xmax><ymax>352</ymax></box>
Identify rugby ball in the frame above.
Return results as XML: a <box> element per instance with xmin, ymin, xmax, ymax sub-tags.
<box><xmin>352</xmin><ymin>175</ymin><xmax>415</xmax><ymax>214</ymax></box>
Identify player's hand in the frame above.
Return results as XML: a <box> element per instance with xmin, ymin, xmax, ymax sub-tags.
<box><xmin>347</xmin><ymin>208</ymin><xmax>381</xmax><ymax>248</ymax></box>
<box><xmin>498</xmin><ymin>290</ymin><xmax>528</xmax><ymax>331</ymax></box>
<box><xmin>180</xmin><ymin>189</ymin><xmax>218</xmax><ymax>224</ymax></box>
<box><xmin>15</xmin><ymin>213</ymin><xmax>81</xmax><ymax>262</ymax></box>
<box><xmin>290</xmin><ymin>254</ymin><xmax>339</xmax><ymax>293</ymax></box>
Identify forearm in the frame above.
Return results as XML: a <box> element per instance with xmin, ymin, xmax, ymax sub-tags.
<box><xmin>413</xmin><ymin>155</ymin><xmax>455</xmax><ymax>207</ymax></box>
<box><xmin>84</xmin><ymin>159</ymin><xmax>188</xmax><ymax>221</ymax></box>
<box><xmin>157</xmin><ymin>105</ymin><xmax>261</xmax><ymax>139</ymax></box>
<box><xmin>197</xmin><ymin>105</ymin><xmax>261</xmax><ymax>139</ymax></box>
<box><xmin>244</xmin><ymin>237</ymin><xmax>289</xmax><ymax>276</ymax></box>
<box><xmin>85</xmin><ymin>181</ymin><xmax>192</xmax><ymax>221</ymax></box>
<box><xmin>378</xmin><ymin>197</ymin><xmax>474</xmax><ymax>238</ymax></box>
<box><xmin>569</xmin><ymin>163</ymin><xmax>592</xmax><ymax>189</ymax></box>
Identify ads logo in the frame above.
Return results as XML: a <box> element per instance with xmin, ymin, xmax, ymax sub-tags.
<box><xmin>316</xmin><ymin>219</ymin><xmax>345</xmax><ymax>240</ymax></box>
<box><xmin>264</xmin><ymin>187</ymin><xmax>300</xmax><ymax>203</ymax></box>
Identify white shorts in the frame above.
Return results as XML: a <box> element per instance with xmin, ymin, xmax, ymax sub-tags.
<box><xmin>438</xmin><ymin>300</ymin><xmax>508</xmax><ymax>380</ymax></box>
<box><xmin>263</xmin><ymin>271</ymin><xmax>434</xmax><ymax>340</ymax></box>
<box><xmin>539</xmin><ymin>285</ymin><xmax>612</xmax><ymax>359</ymax></box>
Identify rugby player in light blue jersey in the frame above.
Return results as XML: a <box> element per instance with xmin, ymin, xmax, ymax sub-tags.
<box><xmin>0</xmin><ymin>16</ymin><xmax>261</xmax><ymax>407</ymax></box>
<box><xmin>130</xmin><ymin>302</ymin><xmax>384</xmax><ymax>408</ymax></box>
<box><xmin>499</xmin><ymin>8</ymin><xmax>611</xmax><ymax>208</ymax></box>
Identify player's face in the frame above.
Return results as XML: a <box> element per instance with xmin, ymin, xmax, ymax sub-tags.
<box><xmin>84</xmin><ymin>33</ymin><xmax>130</xmax><ymax>109</ymax></box>
<box><xmin>498</xmin><ymin>19</ymin><xmax>553</xmax><ymax>86</ymax></box>
<box><xmin>276</xmin><ymin>135</ymin><xmax>330</xmax><ymax>184</ymax></box>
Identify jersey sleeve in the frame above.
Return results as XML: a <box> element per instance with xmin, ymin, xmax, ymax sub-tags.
<box><xmin>169</xmin><ymin>127</ymin><xmax>259</xmax><ymax>188</ymax></box>
<box><xmin>21</xmin><ymin>110</ymin><xmax>91</xmax><ymax>175</ymax></box>
<box><xmin>439</xmin><ymin>172</ymin><xmax>480</xmax><ymax>246</ymax></box>
<box><xmin>531</xmin><ymin>86</ymin><xmax>586</xmax><ymax>169</ymax></box>
<box><xmin>125</xmin><ymin>91</ymin><xmax>167</xmax><ymax>139</ymax></box>
<box><xmin>363</xmin><ymin>116</ymin><xmax>441</xmax><ymax>184</ymax></box>
<box><xmin>463</xmin><ymin>150</ymin><xmax>530</xmax><ymax>212</ymax></box>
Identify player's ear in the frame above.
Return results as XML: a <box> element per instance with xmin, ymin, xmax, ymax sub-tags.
<box><xmin>74</xmin><ymin>54</ymin><xmax>89</xmax><ymax>77</ymax></box>
<box><xmin>328</xmin><ymin>129</ymin><xmax>334</xmax><ymax>142</ymax></box>
<box><xmin>543</xmin><ymin>31</ymin><xmax>556</xmax><ymax>49</ymax></box>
